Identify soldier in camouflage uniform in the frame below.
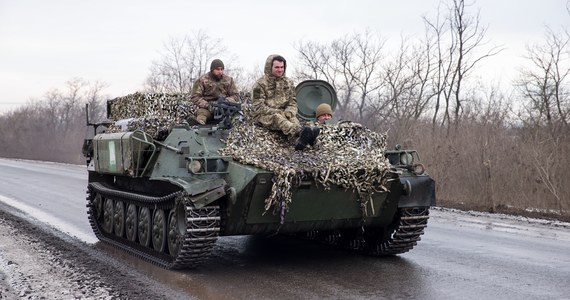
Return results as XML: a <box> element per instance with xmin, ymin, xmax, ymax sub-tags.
<box><xmin>191</xmin><ymin>59</ymin><xmax>239</xmax><ymax>124</ymax></box>
<box><xmin>252</xmin><ymin>55</ymin><xmax>319</xmax><ymax>150</ymax></box>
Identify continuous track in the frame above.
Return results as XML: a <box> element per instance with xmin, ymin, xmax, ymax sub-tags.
<box><xmin>298</xmin><ymin>208</ymin><xmax>430</xmax><ymax>255</ymax></box>
<box><xmin>87</xmin><ymin>182</ymin><xmax>429</xmax><ymax>268</ymax></box>
<box><xmin>363</xmin><ymin>207</ymin><xmax>429</xmax><ymax>255</ymax></box>
<box><xmin>87</xmin><ymin>182</ymin><xmax>220</xmax><ymax>269</ymax></box>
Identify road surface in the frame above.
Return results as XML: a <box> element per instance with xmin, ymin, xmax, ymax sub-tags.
<box><xmin>0</xmin><ymin>158</ymin><xmax>569</xmax><ymax>299</ymax></box>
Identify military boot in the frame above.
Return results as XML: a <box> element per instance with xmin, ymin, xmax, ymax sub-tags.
<box><xmin>309</xmin><ymin>127</ymin><xmax>320</xmax><ymax>146</ymax></box>
<box><xmin>295</xmin><ymin>126</ymin><xmax>313</xmax><ymax>150</ymax></box>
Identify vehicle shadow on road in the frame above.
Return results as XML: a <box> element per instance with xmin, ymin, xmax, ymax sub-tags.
<box><xmin>96</xmin><ymin>235</ymin><xmax>432</xmax><ymax>299</ymax></box>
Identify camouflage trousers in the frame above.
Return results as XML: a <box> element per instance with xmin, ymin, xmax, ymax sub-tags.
<box><xmin>196</xmin><ymin>108</ymin><xmax>213</xmax><ymax>124</ymax></box>
<box><xmin>256</xmin><ymin>113</ymin><xmax>301</xmax><ymax>137</ymax></box>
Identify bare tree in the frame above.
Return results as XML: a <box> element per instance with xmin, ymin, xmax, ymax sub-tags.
<box><xmin>424</xmin><ymin>0</ymin><xmax>502</xmax><ymax>131</ymax></box>
<box><xmin>0</xmin><ymin>78</ymin><xmax>108</xmax><ymax>163</ymax></box>
<box><xmin>59</xmin><ymin>78</ymin><xmax>88</xmax><ymax>142</ymax></box>
<box><xmin>144</xmin><ymin>30</ymin><xmax>228</xmax><ymax>94</ymax></box>
<box><xmin>511</xmin><ymin>23</ymin><xmax>570</xmax><ymax>215</ymax></box>
<box><xmin>350</xmin><ymin>30</ymin><xmax>385</xmax><ymax>120</ymax></box>
<box><xmin>294</xmin><ymin>39</ymin><xmax>351</xmax><ymax>113</ymax></box>
<box><xmin>368</xmin><ymin>35</ymin><xmax>438</xmax><ymax>134</ymax></box>
<box><xmin>85</xmin><ymin>80</ymin><xmax>109</xmax><ymax>123</ymax></box>
<box><xmin>515</xmin><ymin>26</ymin><xmax>570</xmax><ymax>136</ymax></box>
<box><xmin>293</xmin><ymin>40</ymin><xmax>328</xmax><ymax>80</ymax></box>
<box><xmin>294</xmin><ymin>30</ymin><xmax>385</xmax><ymax>121</ymax></box>
<box><xmin>423</xmin><ymin>5</ymin><xmax>453</xmax><ymax>130</ymax></box>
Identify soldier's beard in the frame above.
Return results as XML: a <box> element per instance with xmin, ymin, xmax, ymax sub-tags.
<box><xmin>210</xmin><ymin>72</ymin><xmax>223</xmax><ymax>81</ymax></box>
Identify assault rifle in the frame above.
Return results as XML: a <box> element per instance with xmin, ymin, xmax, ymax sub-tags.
<box><xmin>210</xmin><ymin>97</ymin><xmax>242</xmax><ymax>128</ymax></box>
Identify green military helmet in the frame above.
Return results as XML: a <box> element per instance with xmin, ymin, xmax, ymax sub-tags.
<box><xmin>295</xmin><ymin>80</ymin><xmax>338</xmax><ymax>121</ymax></box>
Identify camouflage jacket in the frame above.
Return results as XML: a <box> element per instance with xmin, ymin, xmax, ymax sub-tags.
<box><xmin>252</xmin><ymin>55</ymin><xmax>297</xmax><ymax>124</ymax></box>
<box><xmin>191</xmin><ymin>73</ymin><xmax>239</xmax><ymax>108</ymax></box>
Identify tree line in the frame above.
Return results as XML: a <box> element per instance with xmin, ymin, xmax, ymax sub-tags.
<box><xmin>0</xmin><ymin>0</ymin><xmax>568</xmax><ymax>219</ymax></box>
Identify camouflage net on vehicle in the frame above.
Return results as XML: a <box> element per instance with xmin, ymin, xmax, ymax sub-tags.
<box><xmin>106</xmin><ymin>92</ymin><xmax>196</xmax><ymax>139</ymax></box>
<box><xmin>220</xmin><ymin>105</ymin><xmax>392</xmax><ymax>224</ymax></box>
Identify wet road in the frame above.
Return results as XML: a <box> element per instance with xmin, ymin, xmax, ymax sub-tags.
<box><xmin>1</xmin><ymin>158</ymin><xmax>570</xmax><ymax>299</ymax></box>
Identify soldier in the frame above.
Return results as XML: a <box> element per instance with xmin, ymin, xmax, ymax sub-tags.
<box><xmin>315</xmin><ymin>103</ymin><xmax>333</xmax><ymax>122</ymax></box>
<box><xmin>252</xmin><ymin>54</ymin><xmax>319</xmax><ymax>150</ymax></box>
<box><xmin>191</xmin><ymin>59</ymin><xmax>239</xmax><ymax>125</ymax></box>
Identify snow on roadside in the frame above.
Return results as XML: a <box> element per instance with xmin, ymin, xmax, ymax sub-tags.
<box><xmin>0</xmin><ymin>214</ymin><xmax>121</xmax><ymax>299</ymax></box>
<box><xmin>0</xmin><ymin>210</ymin><xmax>189</xmax><ymax>300</ymax></box>
<box><xmin>430</xmin><ymin>207</ymin><xmax>570</xmax><ymax>242</ymax></box>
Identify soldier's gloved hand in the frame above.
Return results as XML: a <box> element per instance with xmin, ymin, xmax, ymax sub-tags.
<box><xmin>198</xmin><ymin>99</ymin><xmax>209</xmax><ymax>108</ymax></box>
<box><xmin>217</xmin><ymin>96</ymin><xmax>227</xmax><ymax>102</ymax></box>
<box><xmin>284</xmin><ymin>111</ymin><xmax>294</xmax><ymax>119</ymax></box>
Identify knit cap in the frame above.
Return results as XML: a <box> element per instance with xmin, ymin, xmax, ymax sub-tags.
<box><xmin>316</xmin><ymin>103</ymin><xmax>333</xmax><ymax>118</ymax></box>
<box><xmin>210</xmin><ymin>59</ymin><xmax>224</xmax><ymax>71</ymax></box>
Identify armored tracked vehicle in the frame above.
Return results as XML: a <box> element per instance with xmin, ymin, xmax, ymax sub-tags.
<box><xmin>82</xmin><ymin>80</ymin><xmax>435</xmax><ymax>269</ymax></box>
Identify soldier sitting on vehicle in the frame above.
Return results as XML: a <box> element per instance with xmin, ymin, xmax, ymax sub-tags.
<box><xmin>191</xmin><ymin>59</ymin><xmax>239</xmax><ymax>125</ymax></box>
<box><xmin>252</xmin><ymin>54</ymin><xmax>320</xmax><ymax>151</ymax></box>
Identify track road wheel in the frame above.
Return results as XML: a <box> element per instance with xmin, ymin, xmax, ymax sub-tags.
<box><xmin>102</xmin><ymin>198</ymin><xmax>114</xmax><ymax>233</ymax></box>
<box><xmin>125</xmin><ymin>203</ymin><xmax>138</xmax><ymax>242</ymax></box>
<box><xmin>113</xmin><ymin>201</ymin><xmax>125</xmax><ymax>237</ymax></box>
<box><xmin>152</xmin><ymin>209</ymin><xmax>167</xmax><ymax>252</ymax></box>
<box><xmin>138</xmin><ymin>207</ymin><xmax>151</xmax><ymax>247</ymax></box>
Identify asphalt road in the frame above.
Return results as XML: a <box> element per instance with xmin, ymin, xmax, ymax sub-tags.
<box><xmin>1</xmin><ymin>158</ymin><xmax>569</xmax><ymax>299</ymax></box>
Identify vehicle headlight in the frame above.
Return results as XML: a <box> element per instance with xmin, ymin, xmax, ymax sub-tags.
<box><xmin>400</xmin><ymin>152</ymin><xmax>413</xmax><ymax>165</ymax></box>
<box><xmin>188</xmin><ymin>160</ymin><xmax>202</xmax><ymax>174</ymax></box>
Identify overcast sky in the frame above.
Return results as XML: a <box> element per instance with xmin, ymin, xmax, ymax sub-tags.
<box><xmin>0</xmin><ymin>0</ymin><xmax>568</xmax><ymax>112</ymax></box>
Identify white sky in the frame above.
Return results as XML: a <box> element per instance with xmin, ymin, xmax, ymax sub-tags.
<box><xmin>0</xmin><ymin>0</ymin><xmax>568</xmax><ymax>112</ymax></box>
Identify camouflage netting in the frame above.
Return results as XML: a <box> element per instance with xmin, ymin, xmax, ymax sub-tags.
<box><xmin>220</xmin><ymin>104</ymin><xmax>392</xmax><ymax>223</ymax></box>
<box><xmin>107</xmin><ymin>92</ymin><xmax>196</xmax><ymax>139</ymax></box>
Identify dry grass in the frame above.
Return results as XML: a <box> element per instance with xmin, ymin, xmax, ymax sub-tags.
<box><xmin>404</xmin><ymin>121</ymin><xmax>570</xmax><ymax>221</ymax></box>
